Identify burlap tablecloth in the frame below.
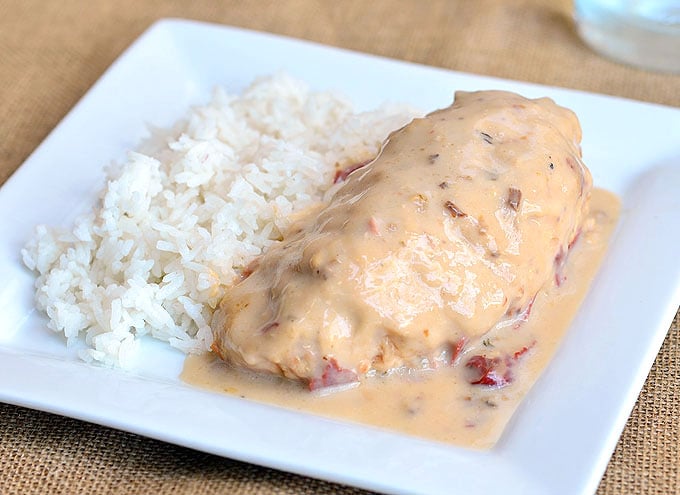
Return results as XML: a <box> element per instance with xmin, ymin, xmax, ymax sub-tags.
<box><xmin>1</xmin><ymin>1</ymin><xmax>678</xmax><ymax>493</ymax></box>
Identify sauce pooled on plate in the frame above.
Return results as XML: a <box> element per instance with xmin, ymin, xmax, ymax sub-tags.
<box><xmin>185</xmin><ymin>90</ymin><xmax>620</xmax><ymax>448</ymax></box>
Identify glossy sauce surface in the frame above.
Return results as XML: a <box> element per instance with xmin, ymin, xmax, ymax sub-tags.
<box><xmin>185</xmin><ymin>88</ymin><xmax>621</xmax><ymax>448</ymax></box>
<box><xmin>183</xmin><ymin>187</ymin><xmax>618</xmax><ymax>448</ymax></box>
<box><xmin>211</xmin><ymin>91</ymin><xmax>595</xmax><ymax>388</ymax></box>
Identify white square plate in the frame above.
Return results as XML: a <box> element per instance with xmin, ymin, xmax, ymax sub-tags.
<box><xmin>1</xmin><ymin>19</ymin><xmax>679</xmax><ymax>495</ymax></box>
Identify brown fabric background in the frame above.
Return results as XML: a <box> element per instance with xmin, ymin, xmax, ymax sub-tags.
<box><xmin>1</xmin><ymin>1</ymin><xmax>678</xmax><ymax>493</ymax></box>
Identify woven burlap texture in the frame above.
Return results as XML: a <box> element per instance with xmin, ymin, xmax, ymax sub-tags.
<box><xmin>1</xmin><ymin>1</ymin><xmax>678</xmax><ymax>494</ymax></box>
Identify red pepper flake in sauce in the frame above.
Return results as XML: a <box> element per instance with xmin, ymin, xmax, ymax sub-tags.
<box><xmin>465</xmin><ymin>355</ymin><xmax>510</xmax><ymax>387</ymax></box>
<box><xmin>240</xmin><ymin>259</ymin><xmax>259</xmax><ymax>280</ymax></box>
<box><xmin>568</xmin><ymin>228</ymin><xmax>582</xmax><ymax>250</ymax></box>
<box><xmin>554</xmin><ymin>229</ymin><xmax>582</xmax><ymax>286</ymax></box>
<box><xmin>444</xmin><ymin>200</ymin><xmax>466</xmax><ymax>218</ymax></box>
<box><xmin>308</xmin><ymin>358</ymin><xmax>358</xmax><ymax>391</ymax></box>
<box><xmin>513</xmin><ymin>345</ymin><xmax>533</xmax><ymax>360</ymax></box>
<box><xmin>438</xmin><ymin>181</ymin><xmax>449</xmax><ymax>189</ymax></box>
<box><xmin>333</xmin><ymin>159</ymin><xmax>372</xmax><ymax>184</ymax></box>
<box><xmin>554</xmin><ymin>247</ymin><xmax>567</xmax><ymax>287</ymax></box>
<box><xmin>260</xmin><ymin>321</ymin><xmax>280</xmax><ymax>333</ymax></box>
<box><xmin>465</xmin><ymin>341</ymin><xmax>535</xmax><ymax>388</ymax></box>
<box><xmin>450</xmin><ymin>337</ymin><xmax>467</xmax><ymax>363</ymax></box>
<box><xmin>512</xmin><ymin>296</ymin><xmax>536</xmax><ymax>329</ymax></box>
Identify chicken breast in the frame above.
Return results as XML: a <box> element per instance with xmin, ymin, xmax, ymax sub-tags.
<box><xmin>211</xmin><ymin>90</ymin><xmax>592</xmax><ymax>389</ymax></box>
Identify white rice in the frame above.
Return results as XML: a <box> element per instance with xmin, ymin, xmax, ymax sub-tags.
<box><xmin>21</xmin><ymin>74</ymin><xmax>417</xmax><ymax>368</ymax></box>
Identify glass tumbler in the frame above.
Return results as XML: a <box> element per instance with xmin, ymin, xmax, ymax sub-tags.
<box><xmin>574</xmin><ymin>0</ymin><xmax>680</xmax><ymax>73</ymax></box>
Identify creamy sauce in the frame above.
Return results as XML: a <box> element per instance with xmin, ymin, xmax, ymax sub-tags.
<box><xmin>210</xmin><ymin>91</ymin><xmax>595</xmax><ymax>388</ymax></box>
<box><xmin>183</xmin><ymin>87</ymin><xmax>622</xmax><ymax>448</ymax></box>
<box><xmin>183</xmin><ymin>187</ymin><xmax>618</xmax><ymax>449</ymax></box>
